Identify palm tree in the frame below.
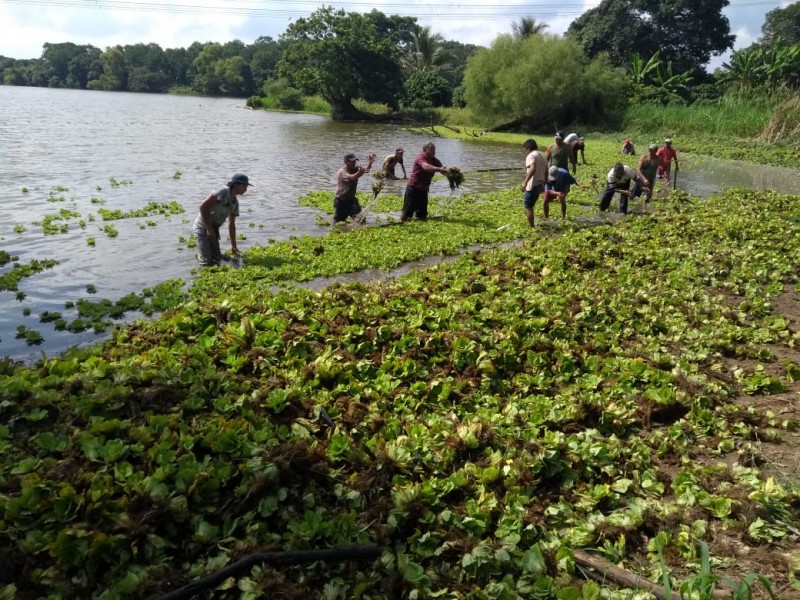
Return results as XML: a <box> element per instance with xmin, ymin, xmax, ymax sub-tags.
<box><xmin>511</xmin><ymin>17</ymin><xmax>549</xmax><ymax>39</ymax></box>
<box><xmin>404</xmin><ymin>26</ymin><xmax>451</xmax><ymax>74</ymax></box>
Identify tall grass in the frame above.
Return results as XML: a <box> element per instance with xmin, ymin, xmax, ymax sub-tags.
<box><xmin>623</xmin><ymin>95</ymin><xmax>778</xmax><ymax>138</ymax></box>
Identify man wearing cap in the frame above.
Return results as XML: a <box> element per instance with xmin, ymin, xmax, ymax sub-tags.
<box><xmin>382</xmin><ymin>148</ymin><xmax>407</xmax><ymax>180</ymax></box>
<box><xmin>334</xmin><ymin>152</ymin><xmax>376</xmax><ymax>223</ymax></box>
<box><xmin>656</xmin><ymin>138</ymin><xmax>679</xmax><ymax>180</ymax></box>
<box><xmin>401</xmin><ymin>142</ymin><xmax>448</xmax><ymax>222</ymax></box>
<box><xmin>636</xmin><ymin>144</ymin><xmax>665</xmax><ymax>202</ymax></box>
<box><xmin>520</xmin><ymin>138</ymin><xmax>547</xmax><ymax>227</ymax></box>
<box><xmin>193</xmin><ymin>173</ymin><xmax>251</xmax><ymax>266</ymax></box>
<box><xmin>543</xmin><ymin>165</ymin><xmax>585</xmax><ymax>220</ymax></box>
<box><xmin>599</xmin><ymin>163</ymin><xmax>638</xmax><ymax>215</ymax></box>
<box><xmin>546</xmin><ymin>132</ymin><xmax>576</xmax><ymax>175</ymax></box>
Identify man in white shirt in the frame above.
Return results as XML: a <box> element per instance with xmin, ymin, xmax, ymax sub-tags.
<box><xmin>599</xmin><ymin>162</ymin><xmax>638</xmax><ymax>215</ymax></box>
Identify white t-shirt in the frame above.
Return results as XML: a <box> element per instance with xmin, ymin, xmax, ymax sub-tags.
<box><xmin>607</xmin><ymin>166</ymin><xmax>637</xmax><ymax>185</ymax></box>
<box><xmin>525</xmin><ymin>150</ymin><xmax>547</xmax><ymax>191</ymax></box>
<box><xmin>564</xmin><ymin>133</ymin><xmax>580</xmax><ymax>144</ymax></box>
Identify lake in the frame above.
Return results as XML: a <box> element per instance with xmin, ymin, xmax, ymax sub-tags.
<box><xmin>1</xmin><ymin>86</ymin><xmax>799</xmax><ymax>362</ymax></box>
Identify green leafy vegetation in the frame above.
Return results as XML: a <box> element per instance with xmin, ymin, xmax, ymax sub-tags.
<box><xmin>98</xmin><ymin>201</ymin><xmax>184</xmax><ymax>221</ymax></box>
<box><xmin>0</xmin><ymin>258</ymin><xmax>59</xmax><ymax>292</ymax></box>
<box><xmin>1</xmin><ymin>188</ymin><xmax>799</xmax><ymax>598</ymax></box>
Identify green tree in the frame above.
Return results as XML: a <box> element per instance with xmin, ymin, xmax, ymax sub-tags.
<box><xmin>66</xmin><ymin>48</ymin><xmax>103</xmax><ymax>88</ymax></box>
<box><xmin>250</xmin><ymin>36</ymin><xmax>284</xmax><ymax>91</ymax></box>
<box><xmin>463</xmin><ymin>34</ymin><xmax>623</xmax><ymax>129</ymax></box>
<box><xmin>511</xmin><ymin>17</ymin><xmax>549</xmax><ymax>39</ymax></box>
<box><xmin>191</xmin><ymin>43</ymin><xmax>250</xmax><ymax>96</ymax></box>
<box><xmin>41</xmin><ymin>43</ymin><xmax>100</xmax><ymax>87</ymax></box>
<box><xmin>87</xmin><ymin>46</ymin><xmax>127</xmax><ymax>91</ymax></box>
<box><xmin>402</xmin><ymin>70</ymin><xmax>451</xmax><ymax>108</ymax></box>
<box><xmin>278</xmin><ymin>7</ymin><xmax>410</xmax><ymax>119</ymax></box>
<box><xmin>566</xmin><ymin>0</ymin><xmax>734</xmax><ymax>74</ymax></box>
<box><xmin>404</xmin><ymin>26</ymin><xmax>451</xmax><ymax>74</ymax></box>
<box><xmin>127</xmin><ymin>66</ymin><xmax>170</xmax><ymax>93</ymax></box>
<box><xmin>760</xmin><ymin>3</ymin><xmax>800</xmax><ymax>47</ymax></box>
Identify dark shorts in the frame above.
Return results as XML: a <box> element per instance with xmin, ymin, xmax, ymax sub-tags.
<box><xmin>333</xmin><ymin>196</ymin><xmax>361</xmax><ymax>223</ymax></box>
<box><xmin>523</xmin><ymin>184</ymin><xmax>544</xmax><ymax>209</ymax></box>
<box><xmin>402</xmin><ymin>186</ymin><xmax>428</xmax><ymax>220</ymax></box>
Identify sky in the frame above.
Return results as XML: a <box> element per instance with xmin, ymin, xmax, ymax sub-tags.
<box><xmin>0</xmin><ymin>0</ymin><xmax>795</xmax><ymax>70</ymax></box>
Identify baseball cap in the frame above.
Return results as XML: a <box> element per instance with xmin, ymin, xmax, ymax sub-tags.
<box><xmin>344</xmin><ymin>153</ymin><xmax>357</xmax><ymax>162</ymax></box>
<box><xmin>554</xmin><ymin>133</ymin><xmax>564</xmax><ymax>141</ymax></box>
<box><xmin>623</xmin><ymin>139</ymin><xmax>630</xmax><ymax>144</ymax></box>
<box><xmin>229</xmin><ymin>173</ymin><xmax>252</xmax><ymax>187</ymax></box>
<box><xmin>648</xmin><ymin>143</ymin><xmax>659</xmax><ymax>150</ymax></box>
<box><xmin>664</xmin><ymin>138</ymin><xmax>672</xmax><ymax>143</ymax></box>
<box><xmin>548</xmin><ymin>165</ymin><xmax>559</xmax><ymax>181</ymax></box>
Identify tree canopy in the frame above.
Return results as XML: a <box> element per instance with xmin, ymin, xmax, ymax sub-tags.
<box><xmin>463</xmin><ymin>34</ymin><xmax>623</xmax><ymax>130</ymax></box>
<box><xmin>278</xmin><ymin>7</ymin><xmax>415</xmax><ymax>119</ymax></box>
<box><xmin>566</xmin><ymin>0</ymin><xmax>734</xmax><ymax>74</ymax></box>
<box><xmin>760</xmin><ymin>2</ymin><xmax>800</xmax><ymax>47</ymax></box>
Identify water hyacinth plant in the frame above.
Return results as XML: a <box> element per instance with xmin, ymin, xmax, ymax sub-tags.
<box><xmin>0</xmin><ymin>185</ymin><xmax>799</xmax><ymax>598</ymax></box>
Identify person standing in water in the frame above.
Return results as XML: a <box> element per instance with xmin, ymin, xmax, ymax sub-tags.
<box><xmin>193</xmin><ymin>173</ymin><xmax>251</xmax><ymax>266</ymax></box>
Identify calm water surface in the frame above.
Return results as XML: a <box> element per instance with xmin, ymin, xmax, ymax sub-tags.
<box><xmin>1</xmin><ymin>86</ymin><xmax>799</xmax><ymax>362</ymax></box>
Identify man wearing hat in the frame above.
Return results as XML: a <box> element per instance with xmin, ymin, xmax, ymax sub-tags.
<box><xmin>382</xmin><ymin>148</ymin><xmax>407</xmax><ymax>180</ymax></box>
<box><xmin>193</xmin><ymin>173</ymin><xmax>251</xmax><ymax>266</ymax></box>
<box><xmin>543</xmin><ymin>165</ymin><xmax>585</xmax><ymax>220</ymax></box>
<box><xmin>334</xmin><ymin>152</ymin><xmax>376</xmax><ymax>223</ymax></box>
<box><xmin>656</xmin><ymin>138</ymin><xmax>679</xmax><ymax>180</ymax></box>
<box><xmin>636</xmin><ymin>144</ymin><xmax>665</xmax><ymax>203</ymax></box>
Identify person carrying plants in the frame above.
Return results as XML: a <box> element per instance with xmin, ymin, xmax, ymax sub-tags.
<box><xmin>546</xmin><ymin>132</ymin><xmax>577</xmax><ymax>175</ymax></box>
<box><xmin>520</xmin><ymin>138</ymin><xmax>548</xmax><ymax>227</ymax></box>
<box><xmin>543</xmin><ymin>165</ymin><xmax>586</xmax><ymax>220</ymax></box>
<box><xmin>599</xmin><ymin>162</ymin><xmax>638</xmax><ymax>215</ymax></box>
<box><xmin>193</xmin><ymin>172</ymin><xmax>251</xmax><ymax>267</ymax></box>
<box><xmin>400</xmin><ymin>142</ymin><xmax>448</xmax><ymax>222</ymax></box>
<box><xmin>381</xmin><ymin>148</ymin><xmax>407</xmax><ymax>180</ymax></box>
<box><xmin>334</xmin><ymin>152</ymin><xmax>376</xmax><ymax>224</ymax></box>
<box><xmin>656</xmin><ymin>138</ymin><xmax>679</xmax><ymax>180</ymax></box>
<box><xmin>635</xmin><ymin>144</ymin><xmax>665</xmax><ymax>203</ymax></box>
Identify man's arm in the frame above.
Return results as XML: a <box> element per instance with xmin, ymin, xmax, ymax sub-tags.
<box><xmin>198</xmin><ymin>194</ymin><xmax>218</xmax><ymax>239</ymax></box>
<box><xmin>420</xmin><ymin>160</ymin><xmax>447</xmax><ymax>174</ymax></box>
<box><xmin>228</xmin><ymin>214</ymin><xmax>239</xmax><ymax>257</ymax></box>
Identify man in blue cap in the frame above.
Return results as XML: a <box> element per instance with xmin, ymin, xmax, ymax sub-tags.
<box><xmin>193</xmin><ymin>172</ymin><xmax>251</xmax><ymax>266</ymax></box>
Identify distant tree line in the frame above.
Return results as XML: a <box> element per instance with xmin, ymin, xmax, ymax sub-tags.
<box><xmin>1</xmin><ymin>0</ymin><xmax>798</xmax><ymax>128</ymax></box>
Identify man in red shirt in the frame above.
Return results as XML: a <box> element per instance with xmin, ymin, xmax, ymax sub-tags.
<box><xmin>401</xmin><ymin>142</ymin><xmax>449</xmax><ymax>222</ymax></box>
<box><xmin>656</xmin><ymin>138</ymin><xmax>678</xmax><ymax>180</ymax></box>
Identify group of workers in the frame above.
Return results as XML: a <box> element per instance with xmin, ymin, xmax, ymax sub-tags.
<box><xmin>522</xmin><ymin>133</ymin><xmax>679</xmax><ymax>226</ymax></box>
<box><xmin>193</xmin><ymin>135</ymin><xmax>679</xmax><ymax>266</ymax></box>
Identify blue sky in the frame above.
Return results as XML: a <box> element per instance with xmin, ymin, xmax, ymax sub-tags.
<box><xmin>0</xmin><ymin>0</ymin><xmax>794</xmax><ymax>70</ymax></box>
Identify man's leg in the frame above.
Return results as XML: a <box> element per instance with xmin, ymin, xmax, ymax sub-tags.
<box><xmin>400</xmin><ymin>187</ymin><xmax>414</xmax><ymax>222</ymax></box>
<box><xmin>523</xmin><ymin>189</ymin><xmax>537</xmax><ymax>227</ymax></box>
<box><xmin>542</xmin><ymin>191</ymin><xmax>551</xmax><ymax>219</ymax></box>
<box><xmin>559</xmin><ymin>193</ymin><xmax>567</xmax><ymax>219</ymax></box>
<box><xmin>194</xmin><ymin>227</ymin><xmax>214</xmax><ymax>266</ymax></box>
<box><xmin>599</xmin><ymin>185</ymin><xmax>616</xmax><ymax>211</ymax></box>
<box><xmin>333</xmin><ymin>196</ymin><xmax>349</xmax><ymax>223</ymax></box>
<box><xmin>619</xmin><ymin>182</ymin><xmax>632</xmax><ymax>214</ymax></box>
<box><xmin>417</xmin><ymin>191</ymin><xmax>428</xmax><ymax>221</ymax></box>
